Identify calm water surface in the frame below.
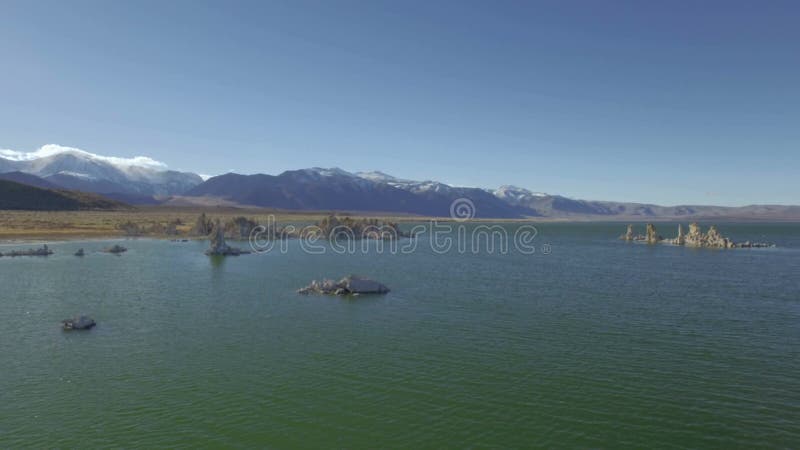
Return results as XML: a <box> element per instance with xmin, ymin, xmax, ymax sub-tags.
<box><xmin>1</xmin><ymin>223</ymin><xmax>799</xmax><ymax>448</ymax></box>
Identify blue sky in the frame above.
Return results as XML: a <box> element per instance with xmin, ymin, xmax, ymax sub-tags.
<box><xmin>1</xmin><ymin>0</ymin><xmax>798</xmax><ymax>206</ymax></box>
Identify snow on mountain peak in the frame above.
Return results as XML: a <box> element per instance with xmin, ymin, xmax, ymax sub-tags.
<box><xmin>0</xmin><ymin>144</ymin><xmax>168</xmax><ymax>170</ymax></box>
<box><xmin>355</xmin><ymin>171</ymin><xmax>401</xmax><ymax>182</ymax></box>
<box><xmin>0</xmin><ymin>144</ymin><xmax>202</xmax><ymax>196</ymax></box>
<box><xmin>492</xmin><ymin>185</ymin><xmax>548</xmax><ymax>200</ymax></box>
<box><xmin>305</xmin><ymin>167</ymin><xmax>356</xmax><ymax>178</ymax></box>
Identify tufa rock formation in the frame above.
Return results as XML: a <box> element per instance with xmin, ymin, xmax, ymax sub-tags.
<box><xmin>646</xmin><ymin>223</ymin><xmax>663</xmax><ymax>244</ymax></box>
<box><xmin>704</xmin><ymin>225</ymin><xmax>733</xmax><ymax>248</ymax></box>
<box><xmin>205</xmin><ymin>219</ymin><xmax>250</xmax><ymax>256</ymax></box>
<box><xmin>621</xmin><ymin>224</ymin><xmax>635</xmax><ymax>241</ymax></box>
<box><xmin>684</xmin><ymin>222</ymin><xmax>704</xmax><ymax>246</ymax></box>
<box><xmin>674</xmin><ymin>224</ymin><xmax>685</xmax><ymax>246</ymax></box>
<box><xmin>191</xmin><ymin>212</ymin><xmax>214</xmax><ymax>236</ymax></box>
<box><xmin>225</xmin><ymin>216</ymin><xmax>259</xmax><ymax>240</ymax></box>
<box><xmin>298</xmin><ymin>275</ymin><xmax>390</xmax><ymax>296</ymax></box>
<box><xmin>622</xmin><ymin>223</ymin><xmax>774</xmax><ymax>249</ymax></box>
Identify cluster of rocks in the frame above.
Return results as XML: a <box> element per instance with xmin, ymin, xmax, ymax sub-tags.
<box><xmin>621</xmin><ymin>223</ymin><xmax>775</xmax><ymax>248</ymax></box>
<box><xmin>297</xmin><ymin>275</ymin><xmax>390</xmax><ymax>296</ymax></box>
<box><xmin>205</xmin><ymin>219</ymin><xmax>250</xmax><ymax>256</ymax></box>
<box><xmin>621</xmin><ymin>224</ymin><xmax>663</xmax><ymax>243</ymax></box>
<box><xmin>62</xmin><ymin>315</ymin><xmax>96</xmax><ymax>331</ymax></box>
<box><xmin>0</xmin><ymin>244</ymin><xmax>53</xmax><ymax>257</ymax></box>
<box><xmin>305</xmin><ymin>216</ymin><xmax>412</xmax><ymax>240</ymax></box>
<box><xmin>0</xmin><ymin>244</ymin><xmax>134</xmax><ymax>258</ymax></box>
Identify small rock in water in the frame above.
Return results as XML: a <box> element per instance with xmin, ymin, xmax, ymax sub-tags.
<box><xmin>62</xmin><ymin>315</ymin><xmax>96</xmax><ymax>331</ymax></box>
<box><xmin>104</xmin><ymin>244</ymin><xmax>127</xmax><ymax>254</ymax></box>
<box><xmin>298</xmin><ymin>275</ymin><xmax>390</xmax><ymax>296</ymax></box>
<box><xmin>74</xmin><ymin>248</ymin><xmax>85</xmax><ymax>257</ymax></box>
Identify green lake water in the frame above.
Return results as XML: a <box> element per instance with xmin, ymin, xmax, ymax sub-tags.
<box><xmin>1</xmin><ymin>223</ymin><xmax>799</xmax><ymax>448</ymax></box>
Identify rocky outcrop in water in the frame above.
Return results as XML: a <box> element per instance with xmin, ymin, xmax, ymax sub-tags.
<box><xmin>622</xmin><ymin>223</ymin><xmax>774</xmax><ymax>249</ymax></box>
<box><xmin>684</xmin><ymin>222</ymin><xmax>704</xmax><ymax>247</ymax></box>
<box><xmin>620</xmin><ymin>224</ymin><xmax>634</xmax><ymax>241</ymax></box>
<box><xmin>1</xmin><ymin>244</ymin><xmax>53</xmax><ymax>257</ymax></box>
<box><xmin>674</xmin><ymin>224</ymin><xmax>685</xmax><ymax>246</ymax></box>
<box><xmin>646</xmin><ymin>223</ymin><xmax>663</xmax><ymax>244</ymax></box>
<box><xmin>74</xmin><ymin>248</ymin><xmax>85</xmax><ymax>257</ymax></box>
<box><xmin>205</xmin><ymin>219</ymin><xmax>250</xmax><ymax>256</ymax></box>
<box><xmin>104</xmin><ymin>244</ymin><xmax>128</xmax><ymax>254</ymax></box>
<box><xmin>62</xmin><ymin>315</ymin><xmax>96</xmax><ymax>331</ymax></box>
<box><xmin>298</xmin><ymin>275</ymin><xmax>390</xmax><ymax>296</ymax></box>
<box><xmin>620</xmin><ymin>224</ymin><xmax>647</xmax><ymax>242</ymax></box>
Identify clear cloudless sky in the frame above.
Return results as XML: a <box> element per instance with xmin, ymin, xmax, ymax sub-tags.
<box><xmin>0</xmin><ymin>0</ymin><xmax>798</xmax><ymax>205</ymax></box>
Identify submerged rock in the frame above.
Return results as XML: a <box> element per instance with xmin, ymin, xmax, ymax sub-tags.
<box><xmin>738</xmin><ymin>241</ymin><xmax>776</xmax><ymax>248</ymax></box>
<box><xmin>62</xmin><ymin>315</ymin><xmax>96</xmax><ymax>331</ymax></box>
<box><xmin>74</xmin><ymin>248</ymin><xmax>85</xmax><ymax>257</ymax></box>
<box><xmin>298</xmin><ymin>275</ymin><xmax>390</xmax><ymax>296</ymax></box>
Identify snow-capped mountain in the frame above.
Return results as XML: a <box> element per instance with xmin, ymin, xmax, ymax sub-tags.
<box><xmin>187</xmin><ymin>168</ymin><xmax>529</xmax><ymax>217</ymax></box>
<box><xmin>0</xmin><ymin>145</ymin><xmax>203</xmax><ymax>197</ymax></box>
<box><xmin>490</xmin><ymin>185</ymin><xmax>549</xmax><ymax>204</ymax></box>
<box><xmin>356</xmin><ymin>171</ymin><xmax>458</xmax><ymax>194</ymax></box>
<box><xmin>4</xmin><ymin>148</ymin><xmax>796</xmax><ymax>219</ymax></box>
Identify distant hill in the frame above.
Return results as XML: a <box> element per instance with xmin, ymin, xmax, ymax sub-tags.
<box><xmin>186</xmin><ymin>170</ymin><xmax>525</xmax><ymax>218</ymax></box>
<box><xmin>0</xmin><ymin>179</ymin><xmax>129</xmax><ymax>211</ymax></box>
<box><xmin>0</xmin><ymin>171</ymin><xmax>60</xmax><ymax>189</ymax></box>
<box><xmin>3</xmin><ymin>146</ymin><xmax>798</xmax><ymax>219</ymax></box>
<box><xmin>184</xmin><ymin>168</ymin><xmax>800</xmax><ymax>220</ymax></box>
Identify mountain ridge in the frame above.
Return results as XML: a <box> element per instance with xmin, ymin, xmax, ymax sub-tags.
<box><xmin>0</xmin><ymin>179</ymin><xmax>129</xmax><ymax>211</ymax></box>
<box><xmin>2</xmin><ymin>146</ymin><xmax>798</xmax><ymax>219</ymax></box>
<box><xmin>0</xmin><ymin>145</ymin><xmax>202</xmax><ymax>198</ymax></box>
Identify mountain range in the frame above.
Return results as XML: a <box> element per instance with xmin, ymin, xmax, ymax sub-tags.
<box><xmin>2</xmin><ymin>145</ymin><xmax>799</xmax><ymax>220</ymax></box>
<box><xmin>0</xmin><ymin>178</ymin><xmax>127</xmax><ymax>211</ymax></box>
<box><xmin>0</xmin><ymin>145</ymin><xmax>202</xmax><ymax>199</ymax></box>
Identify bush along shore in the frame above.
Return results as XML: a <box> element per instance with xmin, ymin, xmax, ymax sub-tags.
<box><xmin>620</xmin><ymin>223</ymin><xmax>775</xmax><ymax>248</ymax></box>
